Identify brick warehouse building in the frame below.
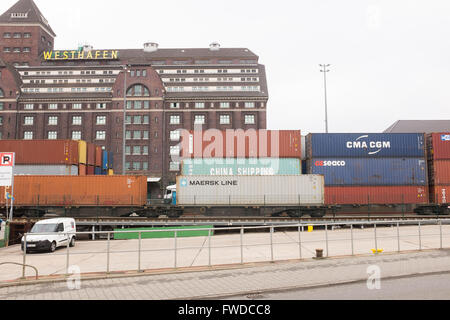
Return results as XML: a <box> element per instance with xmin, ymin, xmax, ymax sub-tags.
<box><xmin>0</xmin><ymin>0</ymin><xmax>269</xmax><ymax>196</ymax></box>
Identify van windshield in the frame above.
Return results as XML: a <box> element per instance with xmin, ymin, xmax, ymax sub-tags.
<box><xmin>30</xmin><ymin>224</ymin><xmax>58</xmax><ymax>233</ymax></box>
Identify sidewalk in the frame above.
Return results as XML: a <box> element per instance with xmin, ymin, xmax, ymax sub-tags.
<box><xmin>1</xmin><ymin>249</ymin><xmax>450</xmax><ymax>300</ymax></box>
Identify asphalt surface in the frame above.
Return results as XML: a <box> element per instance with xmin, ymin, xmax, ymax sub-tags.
<box><xmin>225</xmin><ymin>272</ymin><xmax>450</xmax><ymax>300</ymax></box>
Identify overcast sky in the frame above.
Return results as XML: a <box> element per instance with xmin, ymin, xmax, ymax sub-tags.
<box><xmin>3</xmin><ymin>0</ymin><xmax>450</xmax><ymax>134</ymax></box>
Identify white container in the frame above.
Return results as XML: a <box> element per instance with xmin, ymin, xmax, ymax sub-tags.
<box><xmin>176</xmin><ymin>175</ymin><xmax>324</xmax><ymax>206</ymax></box>
<box><xmin>14</xmin><ymin>165</ymin><xmax>79</xmax><ymax>176</ymax></box>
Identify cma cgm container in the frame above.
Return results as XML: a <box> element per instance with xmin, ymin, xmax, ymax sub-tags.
<box><xmin>0</xmin><ymin>140</ymin><xmax>79</xmax><ymax>165</ymax></box>
<box><xmin>0</xmin><ymin>176</ymin><xmax>147</xmax><ymax>207</ymax></box>
<box><xmin>180</xmin><ymin>130</ymin><xmax>301</xmax><ymax>158</ymax></box>
<box><xmin>427</xmin><ymin>133</ymin><xmax>450</xmax><ymax>160</ymax></box>
<box><xmin>176</xmin><ymin>175</ymin><xmax>324</xmax><ymax>206</ymax></box>
<box><xmin>307</xmin><ymin>158</ymin><xmax>427</xmax><ymax>186</ymax></box>
<box><xmin>181</xmin><ymin>158</ymin><xmax>301</xmax><ymax>176</ymax></box>
<box><xmin>306</xmin><ymin>133</ymin><xmax>425</xmax><ymax>158</ymax></box>
<box><xmin>325</xmin><ymin>186</ymin><xmax>428</xmax><ymax>205</ymax></box>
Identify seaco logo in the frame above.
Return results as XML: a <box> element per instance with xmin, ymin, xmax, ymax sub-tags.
<box><xmin>346</xmin><ymin>135</ymin><xmax>391</xmax><ymax>155</ymax></box>
<box><xmin>315</xmin><ymin>160</ymin><xmax>346</xmax><ymax>167</ymax></box>
<box><xmin>441</xmin><ymin>135</ymin><xmax>450</xmax><ymax>142</ymax></box>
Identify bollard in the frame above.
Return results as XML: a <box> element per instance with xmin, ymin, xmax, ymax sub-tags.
<box><xmin>298</xmin><ymin>225</ymin><xmax>302</xmax><ymax>259</ymax></box>
<box><xmin>325</xmin><ymin>224</ymin><xmax>329</xmax><ymax>257</ymax></box>
<box><xmin>208</xmin><ymin>229</ymin><xmax>212</xmax><ymax>267</ymax></box>
<box><xmin>397</xmin><ymin>222</ymin><xmax>400</xmax><ymax>252</ymax></box>
<box><xmin>240</xmin><ymin>228</ymin><xmax>244</xmax><ymax>264</ymax></box>
<box><xmin>174</xmin><ymin>230</ymin><xmax>178</xmax><ymax>268</ymax></box>
<box><xmin>22</xmin><ymin>233</ymin><xmax>27</xmax><ymax>279</ymax></box>
<box><xmin>350</xmin><ymin>224</ymin><xmax>354</xmax><ymax>256</ymax></box>
<box><xmin>374</xmin><ymin>223</ymin><xmax>378</xmax><ymax>252</ymax></box>
<box><xmin>138</xmin><ymin>231</ymin><xmax>142</xmax><ymax>272</ymax></box>
<box><xmin>418</xmin><ymin>221</ymin><xmax>422</xmax><ymax>251</ymax></box>
<box><xmin>107</xmin><ymin>232</ymin><xmax>110</xmax><ymax>274</ymax></box>
<box><xmin>315</xmin><ymin>249</ymin><xmax>324</xmax><ymax>259</ymax></box>
<box><xmin>440</xmin><ymin>220</ymin><xmax>443</xmax><ymax>249</ymax></box>
<box><xmin>66</xmin><ymin>233</ymin><xmax>70</xmax><ymax>276</ymax></box>
<box><xmin>270</xmin><ymin>227</ymin><xmax>274</xmax><ymax>262</ymax></box>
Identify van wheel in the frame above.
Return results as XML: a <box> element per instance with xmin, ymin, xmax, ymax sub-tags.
<box><xmin>49</xmin><ymin>241</ymin><xmax>56</xmax><ymax>253</ymax></box>
<box><xmin>69</xmin><ymin>237</ymin><xmax>75</xmax><ymax>247</ymax></box>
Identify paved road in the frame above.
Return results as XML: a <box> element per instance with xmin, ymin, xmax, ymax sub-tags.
<box><xmin>2</xmin><ymin>250</ymin><xmax>450</xmax><ymax>300</ymax></box>
<box><xmin>225</xmin><ymin>272</ymin><xmax>450</xmax><ymax>300</ymax></box>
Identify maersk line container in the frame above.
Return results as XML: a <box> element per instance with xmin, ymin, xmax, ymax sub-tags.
<box><xmin>307</xmin><ymin>158</ymin><xmax>427</xmax><ymax>186</ymax></box>
<box><xmin>181</xmin><ymin>158</ymin><xmax>301</xmax><ymax>176</ymax></box>
<box><xmin>306</xmin><ymin>133</ymin><xmax>425</xmax><ymax>158</ymax></box>
<box><xmin>176</xmin><ymin>175</ymin><xmax>324</xmax><ymax>206</ymax></box>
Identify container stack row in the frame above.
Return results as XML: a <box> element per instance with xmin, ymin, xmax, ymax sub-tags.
<box><xmin>427</xmin><ymin>133</ymin><xmax>450</xmax><ymax>204</ymax></box>
<box><xmin>305</xmin><ymin>133</ymin><xmax>429</xmax><ymax>205</ymax></box>
<box><xmin>0</xmin><ymin>140</ymin><xmax>114</xmax><ymax>176</ymax></box>
<box><xmin>180</xmin><ymin>130</ymin><xmax>302</xmax><ymax>175</ymax></box>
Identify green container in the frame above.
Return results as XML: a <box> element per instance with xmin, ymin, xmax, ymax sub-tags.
<box><xmin>113</xmin><ymin>225</ymin><xmax>214</xmax><ymax>240</ymax></box>
<box><xmin>182</xmin><ymin>158</ymin><xmax>301</xmax><ymax>176</ymax></box>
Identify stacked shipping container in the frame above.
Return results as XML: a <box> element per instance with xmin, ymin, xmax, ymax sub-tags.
<box><xmin>180</xmin><ymin>130</ymin><xmax>302</xmax><ymax>175</ymax></box>
<box><xmin>305</xmin><ymin>133</ymin><xmax>428</xmax><ymax>205</ymax></box>
<box><xmin>0</xmin><ymin>140</ymin><xmax>113</xmax><ymax>176</ymax></box>
<box><xmin>427</xmin><ymin>133</ymin><xmax>450</xmax><ymax>204</ymax></box>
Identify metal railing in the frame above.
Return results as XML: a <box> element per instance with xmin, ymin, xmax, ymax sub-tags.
<box><xmin>17</xmin><ymin>219</ymin><xmax>450</xmax><ymax>280</ymax></box>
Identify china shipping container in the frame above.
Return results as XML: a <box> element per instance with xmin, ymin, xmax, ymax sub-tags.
<box><xmin>427</xmin><ymin>133</ymin><xmax>450</xmax><ymax>160</ymax></box>
<box><xmin>179</xmin><ymin>130</ymin><xmax>301</xmax><ymax>159</ymax></box>
<box><xmin>181</xmin><ymin>158</ymin><xmax>301</xmax><ymax>176</ymax></box>
<box><xmin>428</xmin><ymin>160</ymin><xmax>450</xmax><ymax>185</ymax></box>
<box><xmin>87</xmin><ymin>143</ymin><xmax>95</xmax><ymax>166</ymax></box>
<box><xmin>176</xmin><ymin>175</ymin><xmax>324</xmax><ymax>206</ymax></box>
<box><xmin>0</xmin><ymin>140</ymin><xmax>79</xmax><ymax>165</ymax></box>
<box><xmin>307</xmin><ymin>158</ymin><xmax>427</xmax><ymax>186</ymax></box>
<box><xmin>14</xmin><ymin>165</ymin><xmax>79</xmax><ymax>176</ymax></box>
<box><xmin>95</xmin><ymin>146</ymin><xmax>102</xmax><ymax>167</ymax></box>
<box><xmin>0</xmin><ymin>176</ymin><xmax>147</xmax><ymax>206</ymax></box>
<box><xmin>306</xmin><ymin>133</ymin><xmax>425</xmax><ymax>158</ymax></box>
<box><xmin>430</xmin><ymin>185</ymin><xmax>450</xmax><ymax>204</ymax></box>
<box><xmin>325</xmin><ymin>186</ymin><xmax>429</xmax><ymax>205</ymax></box>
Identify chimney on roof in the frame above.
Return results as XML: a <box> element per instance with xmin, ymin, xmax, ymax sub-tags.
<box><xmin>144</xmin><ymin>42</ymin><xmax>159</xmax><ymax>53</ymax></box>
<box><xmin>209</xmin><ymin>42</ymin><xmax>220</xmax><ymax>51</ymax></box>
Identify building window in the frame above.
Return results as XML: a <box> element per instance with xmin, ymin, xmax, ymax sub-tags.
<box><xmin>170</xmin><ymin>146</ymin><xmax>180</xmax><ymax>156</ymax></box>
<box><xmin>194</xmin><ymin>115</ymin><xmax>206</xmax><ymax>124</ymax></box>
<box><xmin>13</xmin><ymin>48</ymin><xmax>20</xmax><ymax>53</ymax></box>
<box><xmin>132</xmin><ymin>162</ymin><xmax>141</xmax><ymax>171</ymax></box>
<box><xmin>24</xmin><ymin>33</ymin><xmax>31</xmax><ymax>38</ymax></box>
<box><xmin>23</xmin><ymin>47</ymin><xmax>31</xmax><ymax>53</ymax></box>
<box><xmin>3</xmin><ymin>47</ymin><xmax>11</xmax><ymax>53</ymax></box>
<box><xmin>170</xmin><ymin>115</ymin><xmax>180</xmax><ymax>124</ymax></box>
<box><xmin>244</xmin><ymin>115</ymin><xmax>255</xmax><ymax>124</ymax></box>
<box><xmin>142</xmin><ymin>162</ymin><xmax>148</xmax><ymax>170</ymax></box>
<box><xmin>133</xmin><ymin>101</ymin><xmax>142</xmax><ymax>109</ymax></box>
<box><xmin>245</xmin><ymin>102</ymin><xmax>255</xmax><ymax>108</ymax></box>
<box><xmin>133</xmin><ymin>131</ymin><xmax>141</xmax><ymax>140</ymax></box>
<box><xmin>72</xmin><ymin>116</ymin><xmax>82</xmax><ymax>125</ymax></box>
<box><xmin>48</xmin><ymin>116</ymin><xmax>58</xmax><ymax>125</ymax></box>
<box><xmin>96</xmin><ymin>131</ymin><xmax>106</xmax><ymax>140</ymax></box>
<box><xmin>0</xmin><ymin>102</ymin><xmax>3</xmax><ymax>110</ymax></box>
<box><xmin>72</xmin><ymin>131</ymin><xmax>82</xmax><ymax>140</ymax></box>
<box><xmin>143</xmin><ymin>116</ymin><xmax>149</xmax><ymax>124</ymax></box>
<box><xmin>24</xmin><ymin>116</ymin><xmax>34</xmax><ymax>125</ymax></box>
<box><xmin>195</xmin><ymin>102</ymin><xmax>205</xmax><ymax>109</ymax></box>
<box><xmin>0</xmin><ymin>117</ymin><xmax>2</xmax><ymax>125</ymax></box>
<box><xmin>96</xmin><ymin>116</ymin><xmax>106</xmax><ymax>125</ymax></box>
<box><xmin>24</xmin><ymin>131</ymin><xmax>33</xmax><ymax>140</ymax></box>
<box><xmin>96</xmin><ymin>103</ymin><xmax>107</xmax><ymax>109</ymax></box>
<box><xmin>170</xmin><ymin>103</ymin><xmax>180</xmax><ymax>109</ymax></box>
<box><xmin>170</xmin><ymin>130</ymin><xmax>180</xmax><ymax>141</ymax></box>
<box><xmin>47</xmin><ymin>131</ymin><xmax>58</xmax><ymax>140</ymax></box>
<box><xmin>142</xmin><ymin>146</ymin><xmax>149</xmax><ymax>155</ymax></box>
<box><xmin>125</xmin><ymin>115</ymin><xmax>132</xmax><ymax>124</ymax></box>
<box><xmin>3</xmin><ymin>33</ymin><xmax>11</xmax><ymax>38</ymax></box>
<box><xmin>125</xmin><ymin>162</ymin><xmax>131</xmax><ymax>171</ymax></box>
<box><xmin>125</xmin><ymin>146</ymin><xmax>131</xmax><ymax>155</ymax></box>
<box><xmin>220</xmin><ymin>115</ymin><xmax>231</xmax><ymax>125</ymax></box>
<box><xmin>134</xmin><ymin>116</ymin><xmax>141</xmax><ymax>124</ymax></box>
<box><xmin>220</xmin><ymin>102</ymin><xmax>230</xmax><ymax>108</ymax></box>
<box><xmin>127</xmin><ymin>84</ymin><xmax>150</xmax><ymax>97</ymax></box>
<box><xmin>170</xmin><ymin>162</ymin><xmax>180</xmax><ymax>171</ymax></box>
<box><xmin>72</xmin><ymin>103</ymin><xmax>82</xmax><ymax>109</ymax></box>
<box><xmin>126</xmin><ymin>131</ymin><xmax>132</xmax><ymax>139</ymax></box>
<box><xmin>142</xmin><ymin>131</ymin><xmax>149</xmax><ymax>140</ymax></box>
<box><xmin>24</xmin><ymin>104</ymin><xmax>34</xmax><ymax>110</ymax></box>
<box><xmin>13</xmin><ymin>33</ymin><xmax>21</xmax><ymax>38</ymax></box>
<box><xmin>133</xmin><ymin>146</ymin><xmax>141</xmax><ymax>155</ymax></box>
<box><xmin>48</xmin><ymin>103</ymin><xmax>58</xmax><ymax>110</ymax></box>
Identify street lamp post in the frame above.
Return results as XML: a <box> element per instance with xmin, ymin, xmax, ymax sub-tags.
<box><xmin>122</xmin><ymin>65</ymin><xmax>130</xmax><ymax>175</ymax></box>
<box><xmin>319</xmin><ymin>64</ymin><xmax>331</xmax><ymax>133</ymax></box>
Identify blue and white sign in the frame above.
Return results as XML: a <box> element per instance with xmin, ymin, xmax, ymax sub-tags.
<box><xmin>441</xmin><ymin>135</ymin><xmax>450</xmax><ymax>142</ymax></box>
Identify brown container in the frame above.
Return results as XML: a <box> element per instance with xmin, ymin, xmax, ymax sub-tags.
<box><xmin>87</xmin><ymin>143</ymin><xmax>95</xmax><ymax>166</ymax></box>
<box><xmin>180</xmin><ymin>130</ymin><xmax>301</xmax><ymax>159</ymax></box>
<box><xmin>325</xmin><ymin>186</ymin><xmax>429</xmax><ymax>205</ymax></box>
<box><xmin>79</xmin><ymin>164</ymin><xmax>86</xmax><ymax>176</ymax></box>
<box><xmin>429</xmin><ymin>160</ymin><xmax>450</xmax><ymax>185</ymax></box>
<box><xmin>87</xmin><ymin>165</ymin><xmax>95</xmax><ymax>175</ymax></box>
<box><xmin>430</xmin><ymin>185</ymin><xmax>450</xmax><ymax>204</ymax></box>
<box><xmin>427</xmin><ymin>133</ymin><xmax>450</xmax><ymax>160</ymax></box>
<box><xmin>0</xmin><ymin>140</ymin><xmax>79</xmax><ymax>165</ymax></box>
<box><xmin>95</xmin><ymin>146</ymin><xmax>102</xmax><ymax>167</ymax></box>
<box><xmin>0</xmin><ymin>176</ymin><xmax>147</xmax><ymax>207</ymax></box>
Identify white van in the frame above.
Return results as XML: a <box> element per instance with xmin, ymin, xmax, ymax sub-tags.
<box><xmin>21</xmin><ymin>218</ymin><xmax>76</xmax><ymax>253</ymax></box>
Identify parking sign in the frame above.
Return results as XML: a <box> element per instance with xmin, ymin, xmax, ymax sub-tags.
<box><xmin>0</xmin><ymin>153</ymin><xmax>15</xmax><ymax>187</ymax></box>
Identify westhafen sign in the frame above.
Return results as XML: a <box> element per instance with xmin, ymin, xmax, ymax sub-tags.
<box><xmin>43</xmin><ymin>50</ymin><xmax>119</xmax><ymax>61</ymax></box>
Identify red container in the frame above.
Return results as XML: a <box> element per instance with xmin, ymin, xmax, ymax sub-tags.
<box><xmin>180</xmin><ymin>130</ymin><xmax>301</xmax><ymax>159</ymax></box>
<box><xmin>429</xmin><ymin>160</ymin><xmax>450</xmax><ymax>185</ymax></box>
<box><xmin>95</xmin><ymin>146</ymin><xmax>102</xmax><ymax>167</ymax></box>
<box><xmin>0</xmin><ymin>176</ymin><xmax>147</xmax><ymax>207</ymax></box>
<box><xmin>87</xmin><ymin>165</ymin><xmax>95</xmax><ymax>175</ymax></box>
<box><xmin>87</xmin><ymin>143</ymin><xmax>95</xmax><ymax>166</ymax></box>
<box><xmin>428</xmin><ymin>133</ymin><xmax>450</xmax><ymax>160</ymax></box>
<box><xmin>325</xmin><ymin>186</ymin><xmax>429</xmax><ymax>205</ymax></box>
<box><xmin>430</xmin><ymin>185</ymin><xmax>450</xmax><ymax>204</ymax></box>
<box><xmin>0</xmin><ymin>140</ymin><xmax>79</xmax><ymax>165</ymax></box>
<box><xmin>79</xmin><ymin>164</ymin><xmax>86</xmax><ymax>176</ymax></box>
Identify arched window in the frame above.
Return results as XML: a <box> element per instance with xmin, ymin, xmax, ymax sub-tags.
<box><xmin>0</xmin><ymin>88</ymin><xmax>4</xmax><ymax>97</ymax></box>
<box><xmin>127</xmin><ymin>84</ymin><xmax>150</xmax><ymax>97</ymax></box>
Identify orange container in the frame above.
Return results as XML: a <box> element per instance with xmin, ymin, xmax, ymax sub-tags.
<box><xmin>429</xmin><ymin>160</ymin><xmax>450</xmax><ymax>185</ymax></box>
<box><xmin>430</xmin><ymin>185</ymin><xmax>450</xmax><ymax>204</ymax></box>
<box><xmin>87</xmin><ymin>143</ymin><xmax>95</xmax><ymax>166</ymax></box>
<box><xmin>95</xmin><ymin>146</ymin><xmax>102</xmax><ymax>167</ymax></box>
<box><xmin>79</xmin><ymin>164</ymin><xmax>87</xmax><ymax>176</ymax></box>
<box><xmin>0</xmin><ymin>176</ymin><xmax>147</xmax><ymax>206</ymax></box>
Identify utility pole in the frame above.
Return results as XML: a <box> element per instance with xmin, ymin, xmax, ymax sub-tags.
<box><xmin>319</xmin><ymin>64</ymin><xmax>331</xmax><ymax>133</ymax></box>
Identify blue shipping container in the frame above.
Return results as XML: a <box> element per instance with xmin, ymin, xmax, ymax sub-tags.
<box><xmin>307</xmin><ymin>133</ymin><xmax>425</xmax><ymax>158</ymax></box>
<box><xmin>102</xmin><ymin>150</ymin><xmax>108</xmax><ymax>170</ymax></box>
<box><xmin>308</xmin><ymin>158</ymin><xmax>427</xmax><ymax>186</ymax></box>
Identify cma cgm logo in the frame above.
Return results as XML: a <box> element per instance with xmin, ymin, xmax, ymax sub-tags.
<box><xmin>346</xmin><ymin>135</ymin><xmax>391</xmax><ymax>155</ymax></box>
<box><xmin>441</xmin><ymin>135</ymin><xmax>450</xmax><ymax>141</ymax></box>
<box><xmin>315</xmin><ymin>160</ymin><xmax>346</xmax><ymax>167</ymax></box>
